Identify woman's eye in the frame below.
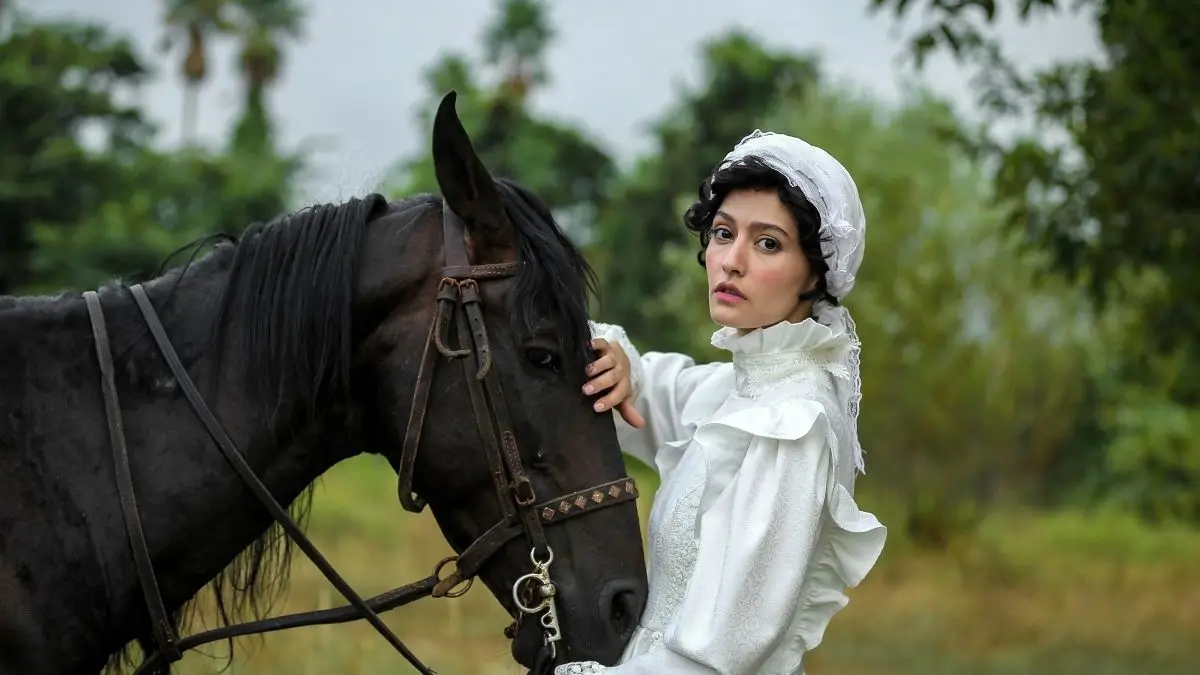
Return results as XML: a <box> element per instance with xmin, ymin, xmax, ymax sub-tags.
<box><xmin>713</xmin><ymin>226</ymin><xmax>733</xmax><ymax>240</ymax></box>
<box><xmin>526</xmin><ymin>347</ymin><xmax>560</xmax><ymax>372</ymax></box>
<box><xmin>757</xmin><ymin>237</ymin><xmax>781</xmax><ymax>251</ymax></box>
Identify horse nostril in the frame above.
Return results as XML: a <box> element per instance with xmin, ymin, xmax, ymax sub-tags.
<box><xmin>599</xmin><ymin>578</ymin><xmax>644</xmax><ymax>642</ymax></box>
<box><xmin>609</xmin><ymin>589</ymin><xmax>639</xmax><ymax>640</ymax></box>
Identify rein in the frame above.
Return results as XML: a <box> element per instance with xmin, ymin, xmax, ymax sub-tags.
<box><xmin>82</xmin><ymin>201</ymin><xmax>639</xmax><ymax>674</ymax></box>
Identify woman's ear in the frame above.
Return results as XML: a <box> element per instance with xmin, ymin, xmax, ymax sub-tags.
<box><xmin>798</xmin><ymin>274</ymin><xmax>823</xmax><ymax>302</ymax></box>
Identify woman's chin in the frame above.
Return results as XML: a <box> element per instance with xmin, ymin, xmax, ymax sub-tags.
<box><xmin>709</xmin><ymin>305</ymin><xmax>742</xmax><ymax>328</ymax></box>
<box><xmin>709</xmin><ymin>306</ymin><xmax>758</xmax><ymax>331</ymax></box>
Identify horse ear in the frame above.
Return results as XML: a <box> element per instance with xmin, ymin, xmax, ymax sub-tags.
<box><xmin>431</xmin><ymin>91</ymin><xmax>515</xmax><ymax>260</ymax></box>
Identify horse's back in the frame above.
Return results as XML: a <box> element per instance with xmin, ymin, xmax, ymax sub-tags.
<box><xmin>0</xmin><ymin>556</ymin><xmax>47</xmax><ymax>675</ymax></box>
<box><xmin>0</xmin><ymin>301</ymin><xmax>59</xmax><ymax>674</ymax></box>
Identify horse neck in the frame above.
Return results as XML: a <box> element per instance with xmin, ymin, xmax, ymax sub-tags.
<box><xmin>14</xmin><ymin>271</ymin><xmax>356</xmax><ymax>672</ymax></box>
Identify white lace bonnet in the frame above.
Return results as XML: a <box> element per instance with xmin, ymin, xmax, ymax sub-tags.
<box><xmin>715</xmin><ymin>129</ymin><xmax>868</xmax><ymax>473</ymax></box>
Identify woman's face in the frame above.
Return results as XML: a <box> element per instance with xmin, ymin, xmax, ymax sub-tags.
<box><xmin>704</xmin><ymin>187</ymin><xmax>820</xmax><ymax>332</ymax></box>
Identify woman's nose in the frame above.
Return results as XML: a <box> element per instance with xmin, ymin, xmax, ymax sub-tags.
<box><xmin>721</xmin><ymin>241</ymin><xmax>748</xmax><ymax>276</ymax></box>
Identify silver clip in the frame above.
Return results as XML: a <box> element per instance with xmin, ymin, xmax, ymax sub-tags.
<box><xmin>512</xmin><ymin>547</ymin><xmax>562</xmax><ymax>656</ymax></box>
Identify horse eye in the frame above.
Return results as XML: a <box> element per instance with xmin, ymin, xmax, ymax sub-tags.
<box><xmin>525</xmin><ymin>347</ymin><xmax>560</xmax><ymax>372</ymax></box>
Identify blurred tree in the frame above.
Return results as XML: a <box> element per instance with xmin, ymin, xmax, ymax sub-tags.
<box><xmin>1</xmin><ymin>3</ymin><xmax>303</xmax><ymax>296</ymax></box>
<box><xmin>387</xmin><ymin>0</ymin><xmax>617</xmax><ymax>245</ymax></box>
<box><xmin>484</xmin><ymin>0</ymin><xmax>552</xmax><ymax>101</ymax></box>
<box><xmin>0</xmin><ymin>6</ymin><xmax>150</xmax><ymax>293</ymax></box>
<box><xmin>869</xmin><ymin>0</ymin><xmax>1200</xmax><ymax>522</ymax></box>
<box><xmin>590</xmin><ymin>32</ymin><xmax>820</xmax><ymax>352</ymax></box>
<box><xmin>160</xmin><ymin>0</ymin><xmax>235</xmax><ymax>143</ymax></box>
<box><xmin>227</xmin><ymin>0</ymin><xmax>305</xmax><ymax>155</ymax></box>
<box><xmin>25</xmin><ymin>144</ymin><xmax>300</xmax><ymax>294</ymax></box>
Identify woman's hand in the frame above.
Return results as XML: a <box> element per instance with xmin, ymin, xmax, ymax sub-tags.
<box><xmin>583</xmin><ymin>337</ymin><xmax>646</xmax><ymax>429</ymax></box>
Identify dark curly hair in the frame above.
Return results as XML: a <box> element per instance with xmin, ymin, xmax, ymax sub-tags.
<box><xmin>683</xmin><ymin>155</ymin><xmax>839</xmax><ymax>307</ymax></box>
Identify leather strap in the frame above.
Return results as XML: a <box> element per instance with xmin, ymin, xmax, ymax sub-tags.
<box><xmin>125</xmin><ymin>284</ymin><xmax>437</xmax><ymax>675</ymax></box>
<box><xmin>83</xmin><ymin>290</ymin><xmax>182</xmax><ymax>664</ymax></box>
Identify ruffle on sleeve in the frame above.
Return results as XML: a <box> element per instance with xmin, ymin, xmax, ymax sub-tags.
<box><xmin>684</xmin><ymin>397</ymin><xmax>887</xmax><ymax>658</ymax></box>
<box><xmin>686</xmin><ymin>397</ymin><xmax>828</xmax><ymax>518</ymax></box>
<box><xmin>793</xmin><ymin>478</ymin><xmax>886</xmax><ymax>653</ymax></box>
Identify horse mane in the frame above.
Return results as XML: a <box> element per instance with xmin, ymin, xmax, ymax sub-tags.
<box><xmin>104</xmin><ymin>180</ymin><xmax>597</xmax><ymax>672</ymax></box>
<box><xmin>492</xmin><ymin>177</ymin><xmax>598</xmax><ymax>363</ymax></box>
<box><xmin>211</xmin><ymin>193</ymin><xmax>390</xmax><ymax>421</ymax></box>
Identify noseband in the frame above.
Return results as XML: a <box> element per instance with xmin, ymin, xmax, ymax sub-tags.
<box><xmin>82</xmin><ymin>201</ymin><xmax>640</xmax><ymax>675</ymax></box>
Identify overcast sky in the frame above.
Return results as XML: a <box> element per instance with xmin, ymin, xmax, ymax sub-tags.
<box><xmin>34</xmin><ymin>0</ymin><xmax>1099</xmax><ymax>204</ymax></box>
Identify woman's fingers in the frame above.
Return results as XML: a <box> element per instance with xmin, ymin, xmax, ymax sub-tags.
<box><xmin>582</xmin><ymin>368</ymin><xmax>621</xmax><ymax>396</ymax></box>
<box><xmin>593</xmin><ymin>379</ymin><xmax>631</xmax><ymax>413</ymax></box>
<box><xmin>586</xmin><ymin>335</ymin><xmax>639</xmax><ymax>423</ymax></box>
<box><xmin>586</xmin><ymin>352</ymin><xmax>616</xmax><ymax>376</ymax></box>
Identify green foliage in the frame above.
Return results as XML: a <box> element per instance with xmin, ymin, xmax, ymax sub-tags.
<box><xmin>1102</xmin><ymin>390</ymin><xmax>1200</xmax><ymax>523</ymax></box>
<box><xmin>24</xmin><ymin>144</ymin><xmax>301</xmax><ymax>294</ymax></box>
<box><xmin>0</xmin><ymin>5</ymin><xmax>302</xmax><ymax>296</ymax></box>
<box><xmin>0</xmin><ymin>8</ymin><xmax>151</xmax><ymax>292</ymax></box>
<box><xmin>483</xmin><ymin>0</ymin><xmax>553</xmax><ymax>90</ymax></box>
<box><xmin>869</xmin><ymin>0</ymin><xmax>1200</xmax><ymax>525</ymax></box>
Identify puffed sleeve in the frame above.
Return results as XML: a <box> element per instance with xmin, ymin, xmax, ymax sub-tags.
<box><xmin>555</xmin><ymin>399</ymin><xmax>887</xmax><ymax>675</ymax></box>
<box><xmin>589</xmin><ymin>321</ymin><xmax>722</xmax><ymax>472</ymax></box>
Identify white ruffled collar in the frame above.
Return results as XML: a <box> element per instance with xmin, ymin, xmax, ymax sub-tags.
<box><xmin>710</xmin><ymin>317</ymin><xmax>851</xmax><ymax>357</ymax></box>
<box><xmin>710</xmin><ymin>318</ymin><xmax>853</xmax><ymax>399</ymax></box>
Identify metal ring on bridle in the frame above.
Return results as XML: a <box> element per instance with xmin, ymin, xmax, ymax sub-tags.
<box><xmin>432</xmin><ymin>556</ymin><xmax>474</xmax><ymax>598</ymax></box>
<box><xmin>512</xmin><ymin>572</ymin><xmax>555</xmax><ymax>614</ymax></box>
<box><xmin>530</xmin><ymin>546</ymin><xmax>553</xmax><ymax>567</ymax></box>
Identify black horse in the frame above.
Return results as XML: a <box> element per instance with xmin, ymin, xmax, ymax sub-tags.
<box><xmin>0</xmin><ymin>92</ymin><xmax>648</xmax><ymax>674</ymax></box>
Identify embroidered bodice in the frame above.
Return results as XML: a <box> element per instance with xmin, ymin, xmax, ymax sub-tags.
<box><xmin>556</xmin><ymin>320</ymin><xmax>887</xmax><ymax>675</ymax></box>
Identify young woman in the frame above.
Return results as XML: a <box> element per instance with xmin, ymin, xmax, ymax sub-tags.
<box><xmin>557</xmin><ymin>131</ymin><xmax>887</xmax><ymax>674</ymax></box>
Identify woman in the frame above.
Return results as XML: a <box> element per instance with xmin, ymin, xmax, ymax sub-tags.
<box><xmin>556</xmin><ymin>131</ymin><xmax>887</xmax><ymax>674</ymax></box>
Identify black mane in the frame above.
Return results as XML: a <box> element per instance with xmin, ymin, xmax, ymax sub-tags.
<box><xmin>212</xmin><ymin>193</ymin><xmax>390</xmax><ymax>422</ymax></box>
<box><xmin>493</xmin><ymin>178</ymin><xmax>598</xmax><ymax>362</ymax></box>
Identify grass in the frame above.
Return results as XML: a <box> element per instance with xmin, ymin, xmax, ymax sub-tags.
<box><xmin>169</xmin><ymin>454</ymin><xmax>1200</xmax><ymax>675</ymax></box>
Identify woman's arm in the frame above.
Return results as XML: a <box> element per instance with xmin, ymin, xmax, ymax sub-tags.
<box><xmin>587</xmin><ymin>321</ymin><xmax>720</xmax><ymax>471</ymax></box>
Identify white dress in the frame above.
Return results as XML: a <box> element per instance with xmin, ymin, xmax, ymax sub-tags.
<box><xmin>557</xmin><ymin>319</ymin><xmax>887</xmax><ymax>675</ymax></box>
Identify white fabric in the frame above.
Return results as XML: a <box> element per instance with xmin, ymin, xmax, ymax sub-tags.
<box><xmin>556</xmin><ymin>320</ymin><xmax>887</xmax><ymax>675</ymax></box>
<box><xmin>716</xmin><ymin>130</ymin><xmax>868</xmax><ymax>475</ymax></box>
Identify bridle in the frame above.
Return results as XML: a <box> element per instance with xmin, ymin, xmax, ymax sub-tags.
<box><xmin>81</xmin><ymin>200</ymin><xmax>640</xmax><ymax>674</ymax></box>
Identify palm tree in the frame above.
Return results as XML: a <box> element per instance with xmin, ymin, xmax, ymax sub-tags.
<box><xmin>160</xmin><ymin>0</ymin><xmax>233</xmax><ymax>144</ymax></box>
<box><xmin>227</xmin><ymin>0</ymin><xmax>304</xmax><ymax>153</ymax></box>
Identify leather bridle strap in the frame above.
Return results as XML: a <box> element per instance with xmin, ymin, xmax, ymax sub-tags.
<box><xmin>133</xmin><ymin>574</ymin><xmax>439</xmax><ymax>673</ymax></box>
<box><xmin>83</xmin><ymin>290</ymin><xmax>182</xmax><ymax>664</ymax></box>
<box><xmin>455</xmin><ymin>296</ymin><xmax>552</xmax><ymax>556</ymax></box>
<box><xmin>132</xmin><ymin>475</ymin><xmax>637</xmax><ymax>673</ymax></box>
<box><xmin>110</xmin><ymin>285</ymin><xmax>438</xmax><ymax>675</ymax></box>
